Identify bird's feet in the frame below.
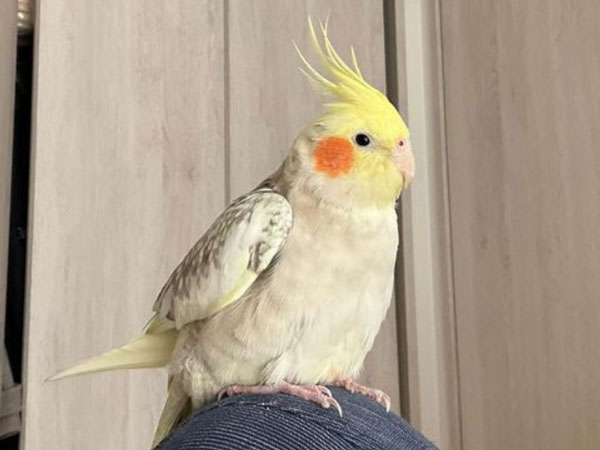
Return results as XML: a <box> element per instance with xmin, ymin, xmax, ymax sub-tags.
<box><xmin>218</xmin><ymin>382</ymin><xmax>343</xmax><ymax>416</ymax></box>
<box><xmin>334</xmin><ymin>377</ymin><xmax>391</xmax><ymax>412</ymax></box>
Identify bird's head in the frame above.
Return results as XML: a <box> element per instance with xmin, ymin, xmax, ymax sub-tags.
<box><xmin>289</xmin><ymin>19</ymin><xmax>414</xmax><ymax>210</ymax></box>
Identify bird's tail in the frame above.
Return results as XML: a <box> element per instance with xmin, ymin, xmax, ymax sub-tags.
<box><xmin>151</xmin><ymin>373</ymin><xmax>191</xmax><ymax>448</ymax></box>
<box><xmin>48</xmin><ymin>315</ymin><xmax>178</xmax><ymax>381</ymax></box>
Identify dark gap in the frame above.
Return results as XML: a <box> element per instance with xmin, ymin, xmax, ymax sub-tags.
<box><xmin>383</xmin><ymin>0</ymin><xmax>411</xmax><ymax>421</ymax></box>
<box><xmin>2</xmin><ymin>28</ymin><xmax>34</xmax><ymax>450</ymax></box>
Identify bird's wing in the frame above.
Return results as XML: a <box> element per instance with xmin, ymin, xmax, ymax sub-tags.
<box><xmin>152</xmin><ymin>189</ymin><xmax>292</xmax><ymax>329</ymax></box>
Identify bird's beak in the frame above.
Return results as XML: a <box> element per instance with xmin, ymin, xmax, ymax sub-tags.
<box><xmin>392</xmin><ymin>139</ymin><xmax>415</xmax><ymax>187</ymax></box>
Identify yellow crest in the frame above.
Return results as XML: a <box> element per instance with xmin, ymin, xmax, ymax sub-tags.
<box><xmin>294</xmin><ymin>18</ymin><xmax>409</xmax><ymax>146</ymax></box>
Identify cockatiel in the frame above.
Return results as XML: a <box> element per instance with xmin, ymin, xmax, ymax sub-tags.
<box><xmin>50</xmin><ymin>19</ymin><xmax>415</xmax><ymax>448</ymax></box>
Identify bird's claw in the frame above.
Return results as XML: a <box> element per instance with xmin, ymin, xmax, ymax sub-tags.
<box><xmin>315</xmin><ymin>385</ymin><xmax>333</xmax><ymax>398</ymax></box>
<box><xmin>311</xmin><ymin>385</ymin><xmax>342</xmax><ymax>416</ymax></box>
<box><xmin>334</xmin><ymin>377</ymin><xmax>391</xmax><ymax>412</ymax></box>
<box><xmin>217</xmin><ymin>382</ymin><xmax>343</xmax><ymax>416</ymax></box>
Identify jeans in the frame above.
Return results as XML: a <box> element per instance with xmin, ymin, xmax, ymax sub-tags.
<box><xmin>157</xmin><ymin>387</ymin><xmax>439</xmax><ymax>450</ymax></box>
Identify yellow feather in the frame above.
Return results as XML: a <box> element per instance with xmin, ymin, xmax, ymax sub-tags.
<box><xmin>350</xmin><ymin>46</ymin><xmax>363</xmax><ymax>78</ymax></box>
<box><xmin>151</xmin><ymin>374</ymin><xmax>190</xmax><ymax>449</ymax></box>
<box><xmin>48</xmin><ymin>270</ymin><xmax>257</xmax><ymax>382</ymax></box>
<box><xmin>293</xmin><ymin>41</ymin><xmax>336</xmax><ymax>89</ymax></box>
<box><xmin>296</xmin><ymin>17</ymin><xmax>410</xmax><ymax>145</ymax></box>
<box><xmin>143</xmin><ymin>313</ymin><xmax>176</xmax><ymax>334</ymax></box>
<box><xmin>204</xmin><ymin>269</ymin><xmax>258</xmax><ymax>317</ymax></box>
<box><xmin>319</xmin><ymin>20</ymin><xmax>361</xmax><ymax>83</ymax></box>
<box><xmin>47</xmin><ymin>329</ymin><xmax>177</xmax><ymax>381</ymax></box>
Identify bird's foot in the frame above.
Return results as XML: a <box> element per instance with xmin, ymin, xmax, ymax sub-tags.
<box><xmin>217</xmin><ymin>382</ymin><xmax>343</xmax><ymax>416</ymax></box>
<box><xmin>334</xmin><ymin>377</ymin><xmax>391</xmax><ymax>412</ymax></box>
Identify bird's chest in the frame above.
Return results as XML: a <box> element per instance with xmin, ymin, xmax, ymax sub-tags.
<box><xmin>277</xmin><ymin>208</ymin><xmax>397</xmax><ymax>304</ymax></box>
<box><xmin>263</xmin><ymin>203</ymin><xmax>398</xmax><ymax>382</ymax></box>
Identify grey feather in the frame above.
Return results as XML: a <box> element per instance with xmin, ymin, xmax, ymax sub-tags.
<box><xmin>153</xmin><ymin>189</ymin><xmax>292</xmax><ymax>328</ymax></box>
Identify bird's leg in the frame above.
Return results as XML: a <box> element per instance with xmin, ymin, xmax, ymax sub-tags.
<box><xmin>333</xmin><ymin>377</ymin><xmax>391</xmax><ymax>412</ymax></box>
<box><xmin>217</xmin><ymin>382</ymin><xmax>342</xmax><ymax>416</ymax></box>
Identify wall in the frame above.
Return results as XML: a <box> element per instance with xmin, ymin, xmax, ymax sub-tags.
<box><xmin>18</xmin><ymin>1</ymin><xmax>600</xmax><ymax>449</ymax></box>
<box><xmin>442</xmin><ymin>1</ymin><xmax>600</xmax><ymax>449</ymax></box>
<box><xmin>22</xmin><ymin>2</ymin><xmax>401</xmax><ymax>449</ymax></box>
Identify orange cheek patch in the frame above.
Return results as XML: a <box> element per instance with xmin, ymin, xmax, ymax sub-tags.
<box><xmin>313</xmin><ymin>137</ymin><xmax>355</xmax><ymax>177</ymax></box>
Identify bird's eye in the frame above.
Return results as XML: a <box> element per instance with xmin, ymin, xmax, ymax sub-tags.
<box><xmin>353</xmin><ymin>133</ymin><xmax>372</xmax><ymax>147</ymax></box>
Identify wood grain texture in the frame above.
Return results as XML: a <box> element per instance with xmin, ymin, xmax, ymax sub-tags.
<box><xmin>227</xmin><ymin>0</ymin><xmax>401</xmax><ymax>412</ymax></box>
<box><xmin>442</xmin><ymin>1</ymin><xmax>600</xmax><ymax>449</ymax></box>
<box><xmin>23</xmin><ymin>1</ymin><xmax>225</xmax><ymax>449</ymax></box>
<box><xmin>394</xmin><ymin>1</ymin><xmax>461</xmax><ymax>448</ymax></box>
<box><xmin>0</xmin><ymin>0</ymin><xmax>18</xmax><ymax>417</ymax></box>
<box><xmin>1</xmin><ymin>348</ymin><xmax>21</xmax><ymax>437</ymax></box>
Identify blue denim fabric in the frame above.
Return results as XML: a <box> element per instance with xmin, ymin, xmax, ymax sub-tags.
<box><xmin>157</xmin><ymin>387</ymin><xmax>439</xmax><ymax>450</ymax></box>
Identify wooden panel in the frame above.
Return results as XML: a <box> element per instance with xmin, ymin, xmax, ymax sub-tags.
<box><xmin>393</xmin><ymin>0</ymin><xmax>461</xmax><ymax>448</ymax></box>
<box><xmin>442</xmin><ymin>1</ymin><xmax>600</xmax><ymax>449</ymax></box>
<box><xmin>23</xmin><ymin>2</ymin><xmax>225</xmax><ymax>449</ymax></box>
<box><xmin>0</xmin><ymin>0</ymin><xmax>18</xmax><ymax>415</ymax></box>
<box><xmin>227</xmin><ymin>0</ymin><xmax>401</xmax><ymax>412</ymax></box>
<box><xmin>1</xmin><ymin>348</ymin><xmax>22</xmax><ymax>437</ymax></box>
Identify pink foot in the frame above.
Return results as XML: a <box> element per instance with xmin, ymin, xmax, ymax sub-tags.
<box><xmin>217</xmin><ymin>382</ymin><xmax>343</xmax><ymax>416</ymax></box>
<box><xmin>334</xmin><ymin>377</ymin><xmax>391</xmax><ymax>412</ymax></box>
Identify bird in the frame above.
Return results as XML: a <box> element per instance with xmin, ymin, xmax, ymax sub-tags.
<box><xmin>49</xmin><ymin>18</ymin><xmax>415</xmax><ymax>448</ymax></box>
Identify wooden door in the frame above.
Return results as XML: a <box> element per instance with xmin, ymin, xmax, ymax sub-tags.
<box><xmin>23</xmin><ymin>2</ymin><xmax>400</xmax><ymax>449</ymax></box>
<box><xmin>24</xmin><ymin>2</ymin><xmax>226</xmax><ymax>448</ymax></box>
<box><xmin>441</xmin><ymin>1</ymin><xmax>600</xmax><ymax>449</ymax></box>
